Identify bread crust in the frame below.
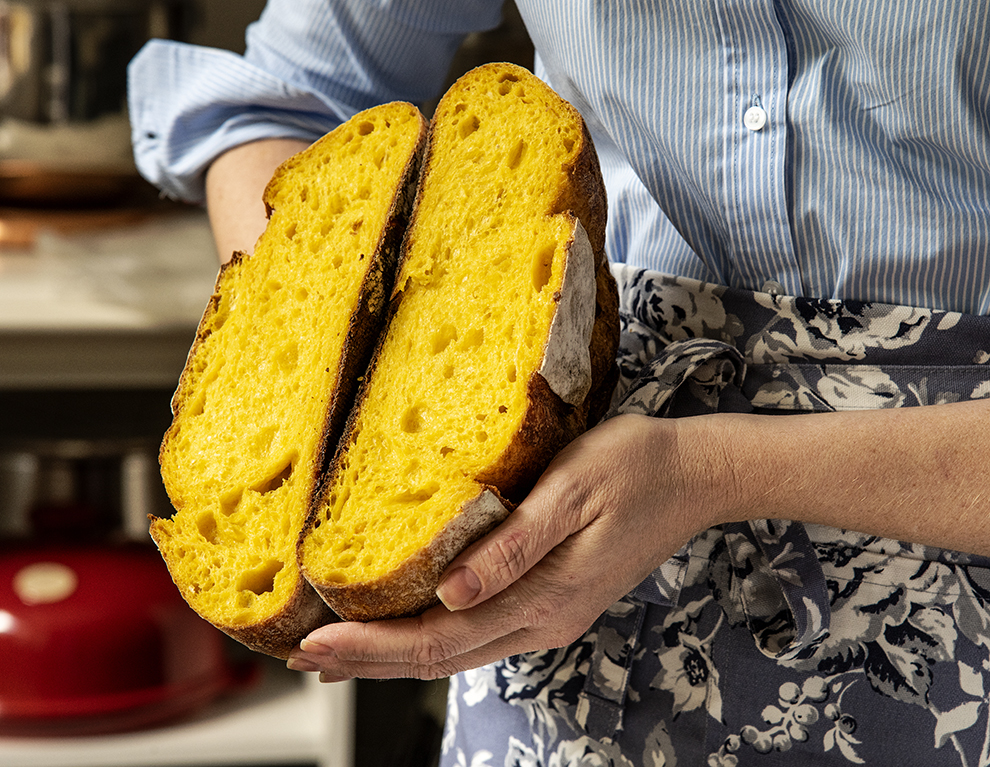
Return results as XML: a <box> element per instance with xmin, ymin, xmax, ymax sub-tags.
<box><xmin>149</xmin><ymin>518</ymin><xmax>337</xmax><ymax>659</ymax></box>
<box><xmin>308</xmin><ymin>489</ymin><xmax>512</xmax><ymax>622</ymax></box>
<box><xmin>155</xmin><ymin>105</ymin><xmax>428</xmax><ymax>658</ymax></box>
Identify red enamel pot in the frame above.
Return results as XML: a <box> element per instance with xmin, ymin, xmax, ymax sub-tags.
<box><xmin>0</xmin><ymin>541</ymin><xmax>242</xmax><ymax>736</ymax></box>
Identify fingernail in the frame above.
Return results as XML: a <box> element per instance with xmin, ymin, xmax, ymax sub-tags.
<box><xmin>319</xmin><ymin>672</ymin><xmax>353</xmax><ymax>684</ymax></box>
<box><xmin>436</xmin><ymin>566</ymin><xmax>481</xmax><ymax>611</ymax></box>
<box><xmin>300</xmin><ymin>637</ymin><xmax>337</xmax><ymax>655</ymax></box>
<box><xmin>287</xmin><ymin>657</ymin><xmax>321</xmax><ymax>673</ymax></box>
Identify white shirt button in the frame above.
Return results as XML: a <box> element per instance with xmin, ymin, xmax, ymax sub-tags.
<box><xmin>761</xmin><ymin>280</ymin><xmax>785</xmax><ymax>296</ymax></box>
<box><xmin>744</xmin><ymin>105</ymin><xmax>768</xmax><ymax>132</ymax></box>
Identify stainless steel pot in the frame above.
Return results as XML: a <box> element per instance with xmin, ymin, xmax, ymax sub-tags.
<box><xmin>0</xmin><ymin>0</ymin><xmax>190</xmax><ymax>201</ymax></box>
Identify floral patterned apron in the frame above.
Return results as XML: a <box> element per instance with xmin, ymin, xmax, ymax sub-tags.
<box><xmin>441</xmin><ymin>265</ymin><xmax>990</xmax><ymax>767</ymax></box>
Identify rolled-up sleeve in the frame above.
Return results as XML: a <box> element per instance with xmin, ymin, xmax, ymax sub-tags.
<box><xmin>128</xmin><ymin>0</ymin><xmax>505</xmax><ymax>203</ymax></box>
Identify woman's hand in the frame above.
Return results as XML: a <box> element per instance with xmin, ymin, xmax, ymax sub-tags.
<box><xmin>286</xmin><ymin>413</ymin><xmax>728</xmax><ymax>681</ymax></box>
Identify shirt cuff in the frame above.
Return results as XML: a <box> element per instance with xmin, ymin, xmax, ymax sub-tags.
<box><xmin>127</xmin><ymin>40</ymin><xmax>348</xmax><ymax>203</ymax></box>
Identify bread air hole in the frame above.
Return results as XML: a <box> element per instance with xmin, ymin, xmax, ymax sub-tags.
<box><xmin>532</xmin><ymin>244</ymin><xmax>555</xmax><ymax>292</ymax></box>
<box><xmin>196</xmin><ymin>511</ymin><xmax>218</xmax><ymax>543</ymax></box>
<box><xmin>236</xmin><ymin>559</ymin><xmax>284</xmax><ymax>595</ymax></box>
<box><xmin>459</xmin><ymin>327</ymin><xmax>484</xmax><ymax>349</ymax></box>
<box><xmin>390</xmin><ymin>483</ymin><xmax>439</xmax><ymax>504</ymax></box>
<box><xmin>431</xmin><ymin>323</ymin><xmax>458</xmax><ymax>354</ymax></box>
<box><xmin>252</xmin><ymin>459</ymin><xmax>294</xmax><ymax>495</ymax></box>
<box><xmin>326</xmin><ymin>191</ymin><xmax>346</xmax><ymax>216</ymax></box>
<box><xmin>208</xmin><ymin>301</ymin><xmax>228</xmax><ymax>332</ymax></box>
<box><xmin>507</xmin><ymin>139</ymin><xmax>526</xmax><ymax>169</ymax></box>
<box><xmin>276</xmin><ymin>342</ymin><xmax>298</xmax><ymax>373</ymax></box>
<box><xmin>400</xmin><ymin>404</ymin><xmax>426</xmax><ymax>434</ymax></box>
<box><xmin>219</xmin><ymin>490</ymin><xmax>241</xmax><ymax>517</ymax></box>
<box><xmin>459</xmin><ymin>114</ymin><xmax>480</xmax><ymax>139</ymax></box>
<box><xmin>184</xmin><ymin>389</ymin><xmax>207</xmax><ymax>418</ymax></box>
<box><xmin>357</xmin><ymin>120</ymin><xmax>375</xmax><ymax>136</ymax></box>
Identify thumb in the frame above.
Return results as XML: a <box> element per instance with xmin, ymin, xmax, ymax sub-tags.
<box><xmin>435</xmin><ymin>504</ymin><xmax>558</xmax><ymax>612</ymax></box>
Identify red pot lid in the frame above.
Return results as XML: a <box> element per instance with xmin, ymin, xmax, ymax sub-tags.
<box><xmin>0</xmin><ymin>541</ymin><xmax>238</xmax><ymax>733</ymax></box>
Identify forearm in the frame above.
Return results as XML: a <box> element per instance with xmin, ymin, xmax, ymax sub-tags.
<box><xmin>694</xmin><ymin>398</ymin><xmax>990</xmax><ymax>555</ymax></box>
<box><xmin>205</xmin><ymin>138</ymin><xmax>310</xmax><ymax>263</ymax></box>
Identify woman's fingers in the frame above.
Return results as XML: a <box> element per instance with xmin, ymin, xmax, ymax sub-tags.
<box><xmin>292</xmin><ymin>559</ymin><xmax>576</xmax><ymax>675</ymax></box>
<box><xmin>436</xmin><ymin>507</ymin><xmax>552</xmax><ymax>612</ymax></box>
<box><xmin>288</xmin><ymin>533</ymin><xmax>633</xmax><ymax>680</ymax></box>
<box><xmin>293</xmin><ymin>609</ymin><xmax>553</xmax><ymax>681</ymax></box>
<box><xmin>433</xmin><ymin>420</ymin><xmax>620</xmax><ymax>612</ymax></box>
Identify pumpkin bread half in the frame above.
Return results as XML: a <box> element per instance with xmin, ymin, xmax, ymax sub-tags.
<box><xmin>154</xmin><ymin>102</ymin><xmax>429</xmax><ymax>658</ymax></box>
<box><xmin>298</xmin><ymin>63</ymin><xmax>619</xmax><ymax>622</ymax></box>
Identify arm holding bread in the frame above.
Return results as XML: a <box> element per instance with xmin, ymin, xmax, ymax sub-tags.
<box><xmin>288</xmin><ymin>398</ymin><xmax>990</xmax><ymax>681</ymax></box>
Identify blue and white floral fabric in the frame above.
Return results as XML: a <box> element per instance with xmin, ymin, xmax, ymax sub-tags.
<box><xmin>441</xmin><ymin>265</ymin><xmax>990</xmax><ymax>767</ymax></box>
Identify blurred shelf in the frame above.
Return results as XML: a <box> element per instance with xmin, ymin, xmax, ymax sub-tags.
<box><xmin>0</xmin><ymin>208</ymin><xmax>218</xmax><ymax>390</ymax></box>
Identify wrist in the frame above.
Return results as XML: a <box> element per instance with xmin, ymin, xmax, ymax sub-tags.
<box><xmin>668</xmin><ymin>413</ymin><xmax>750</xmax><ymax>533</ymax></box>
<box><xmin>672</xmin><ymin>410</ymin><xmax>801</xmax><ymax>531</ymax></box>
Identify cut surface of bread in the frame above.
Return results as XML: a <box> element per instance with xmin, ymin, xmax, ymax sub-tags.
<box><xmin>154</xmin><ymin>102</ymin><xmax>428</xmax><ymax>657</ymax></box>
<box><xmin>299</xmin><ymin>63</ymin><xmax>618</xmax><ymax>622</ymax></box>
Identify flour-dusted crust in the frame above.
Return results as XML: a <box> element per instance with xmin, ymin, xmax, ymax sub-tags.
<box><xmin>538</xmin><ymin>219</ymin><xmax>596</xmax><ymax>406</ymax></box>
<box><xmin>308</xmin><ymin>489</ymin><xmax>512</xmax><ymax>622</ymax></box>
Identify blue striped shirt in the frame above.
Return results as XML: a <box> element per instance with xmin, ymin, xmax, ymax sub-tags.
<box><xmin>128</xmin><ymin>0</ymin><xmax>990</xmax><ymax>314</ymax></box>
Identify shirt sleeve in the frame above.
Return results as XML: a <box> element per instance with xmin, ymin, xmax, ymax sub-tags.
<box><xmin>127</xmin><ymin>0</ymin><xmax>505</xmax><ymax>203</ymax></box>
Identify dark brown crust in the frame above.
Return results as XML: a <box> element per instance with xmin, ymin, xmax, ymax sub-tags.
<box><xmin>299</xmin><ymin>64</ymin><xmax>620</xmax><ymax>622</ymax></box>
<box><xmin>586</xmin><ymin>250</ymin><xmax>621</xmax><ymax>426</ymax></box>
<box><xmin>155</xmin><ymin>105</ymin><xmax>429</xmax><ymax>658</ymax></box>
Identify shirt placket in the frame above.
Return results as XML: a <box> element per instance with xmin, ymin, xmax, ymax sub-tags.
<box><xmin>715</xmin><ymin>0</ymin><xmax>800</xmax><ymax>295</ymax></box>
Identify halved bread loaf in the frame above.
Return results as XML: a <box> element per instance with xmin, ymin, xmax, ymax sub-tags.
<box><xmin>298</xmin><ymin>63</ymin><xmax>619</xmax><ymax>622</ymax></box>
<box><xmin>154</xmin><ymin>102</ymin><xmax>428</xmax><ymax>658</ymax></box>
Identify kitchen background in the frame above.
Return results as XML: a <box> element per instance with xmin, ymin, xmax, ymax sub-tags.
<box><xmin>0</xmin><ymin>1</ymin><xmax>532</xmax><ymax>766</ymax></box>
